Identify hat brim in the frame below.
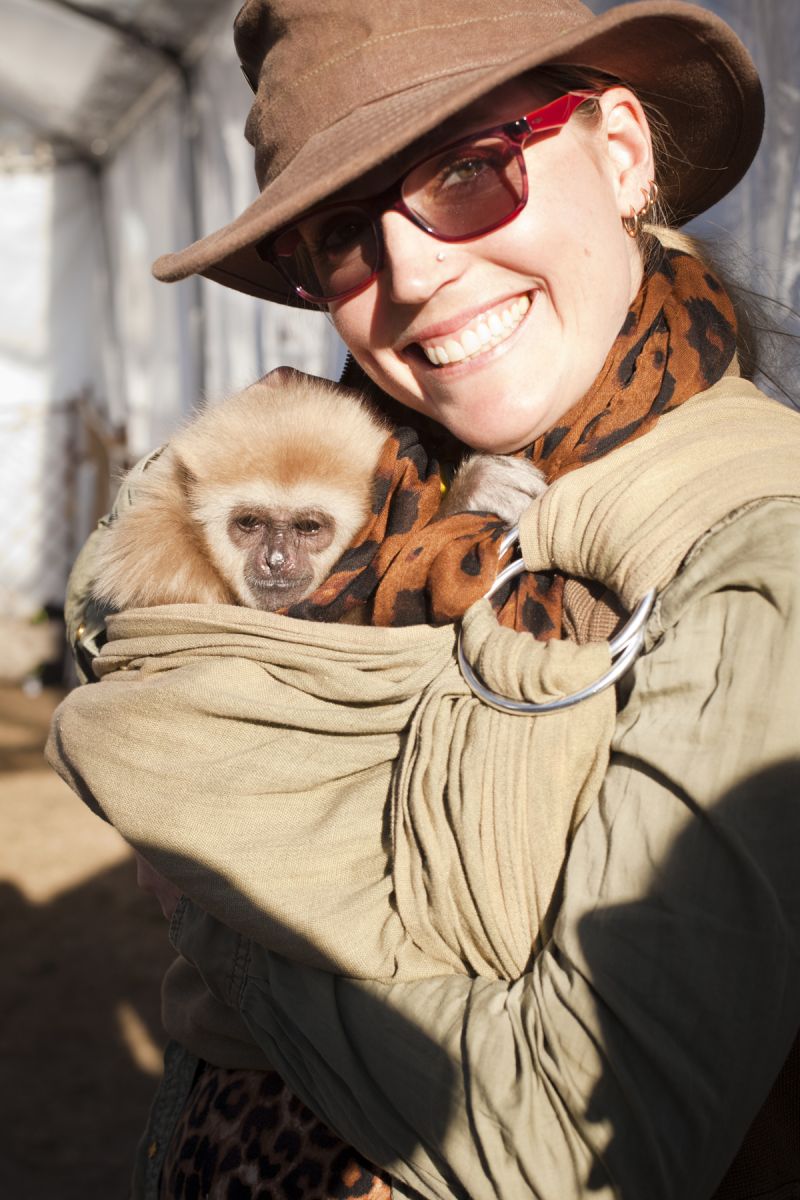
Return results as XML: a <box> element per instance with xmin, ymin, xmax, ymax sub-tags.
<box><xmin>153</xmin><ymin>1</ymin><xmax>763</xmax><ymax>306</ymax></box>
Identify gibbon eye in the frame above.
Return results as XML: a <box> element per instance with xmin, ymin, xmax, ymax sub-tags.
<box><xmin>236</xmin><ymin>514</ymin><xmax>262</xmax><ymax>532</ymax></box>
<box><xmin>294</xmin><ymin>517</ymin><xmax>322</xmax><ymax>535</ymax></box>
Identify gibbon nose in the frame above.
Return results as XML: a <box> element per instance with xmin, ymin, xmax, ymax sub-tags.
<box><xmin>268</xmin><ymin>548</ymin><xmax>286</xmax><ymax>568</ymax></box>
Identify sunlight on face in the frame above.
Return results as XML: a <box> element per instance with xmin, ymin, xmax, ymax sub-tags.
<box><xmin>330</xmin><ymin>80</ymin><xmax>652</xmax><ymax>452</ymax></box>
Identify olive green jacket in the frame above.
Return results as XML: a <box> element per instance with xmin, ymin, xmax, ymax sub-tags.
<box><xmin>60</xmin><ymin>377</ymin><xmax>800</xmax><ymax>1199</ymax></box>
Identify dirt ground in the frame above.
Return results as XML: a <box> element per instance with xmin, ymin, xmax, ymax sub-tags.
<box><xmin>0</xmin><ymin>683</ymin><xmax>175</xmax><ymax>1199</ymax></box>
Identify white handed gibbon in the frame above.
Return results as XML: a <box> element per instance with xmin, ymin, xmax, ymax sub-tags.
<box><xmin>92</xmin><ymin>371</ymin><xmax>545</xmax><ymax>613</ymax></box>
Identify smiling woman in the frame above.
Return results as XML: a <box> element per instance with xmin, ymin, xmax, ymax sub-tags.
<box><xmin>51</xmin><ymin>1</ymin><xmax>800</xmax><ymax>1199</ymax></box>
<box><xmin>327</xmin><ymin>81</ymin><xmax>652</xmax><ymax>451</ymax></box>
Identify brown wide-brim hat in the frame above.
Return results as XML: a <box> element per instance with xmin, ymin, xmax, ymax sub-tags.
<box><xmin>153</xmin><ymin>0</ymin><xmax>763</xmax><ymax>306</ymax></box>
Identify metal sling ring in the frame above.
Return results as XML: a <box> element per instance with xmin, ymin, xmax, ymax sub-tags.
<box><xmin>457</xmin><ymin>529</ymin><xmax>657</xmax><ymax>715</ymax></box>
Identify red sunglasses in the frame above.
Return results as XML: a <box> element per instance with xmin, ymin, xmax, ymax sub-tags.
<box><xmin>257</xmin><ymin>91</ymin><xmax>599</xmax><ymax>305</ymax></box>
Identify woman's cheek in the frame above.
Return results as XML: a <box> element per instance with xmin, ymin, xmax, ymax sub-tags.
<box><xmin>331</xmin><ymin>306</ymin><xmax>416</xmax><ymax>404</ymax></box>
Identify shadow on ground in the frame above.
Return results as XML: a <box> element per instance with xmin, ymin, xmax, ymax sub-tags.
<box><xmin>0</xmin><ymin>685</ymin><xmax>175</xmax><ymax>1200</ymax></box>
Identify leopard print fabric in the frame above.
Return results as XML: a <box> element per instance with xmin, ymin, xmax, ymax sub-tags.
<box><xmin>288</xmin><ymin>244</ymin><xmax>737</xmax><ymax>640</ymax></box>
<box><xmin>159</xmin><ymin>1062</ymin><xmax>392</xmax><ymax>1200</ymax></box>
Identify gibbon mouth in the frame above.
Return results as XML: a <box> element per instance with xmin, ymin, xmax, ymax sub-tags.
<box><xmin>248</xmin><ymin>575</ymin><xmax>313</xmax><ymax>591</ymax></box>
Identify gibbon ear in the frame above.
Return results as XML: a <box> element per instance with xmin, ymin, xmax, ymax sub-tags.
<box><xmin>174</xmin><ymin>456</ymin><xmax>199</xmax><ymax>497</ymax></box>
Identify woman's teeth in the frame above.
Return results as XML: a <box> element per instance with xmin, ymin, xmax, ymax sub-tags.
<box><xmin>421</xmin><ymin>295</ymin><xmax>531</xmax><ymax>366</ymax></box>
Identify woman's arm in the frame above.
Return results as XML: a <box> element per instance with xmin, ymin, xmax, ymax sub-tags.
<box><xmin>173</xmin><ymin>497</ymin><xmax>800</xmax><ymax>1200</ymax></box>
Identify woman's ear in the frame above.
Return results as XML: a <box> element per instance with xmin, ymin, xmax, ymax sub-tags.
<box><xmin>597</xmin><ymin>87</ymin><xmax>655</xmax><ymax>220</ymax></box>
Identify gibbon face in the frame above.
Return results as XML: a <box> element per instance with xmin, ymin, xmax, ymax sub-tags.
<box><xmin>227</xmin><ymin>504</ymin><xmax>338</xmax><ymax>610</ymax></box>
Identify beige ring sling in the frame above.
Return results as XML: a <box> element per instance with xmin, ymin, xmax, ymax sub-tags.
<box><xmin>47</xmin><ymin>380</ymin><xmax>800</xmax><ymax>983</ymax></box>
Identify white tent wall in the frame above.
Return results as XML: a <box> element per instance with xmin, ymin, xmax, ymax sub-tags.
<box><xmin>192</xmin><ymin>0</ymin><xmax>345</xmax><ymax>400</ymax></box>
<box><xmin>0</xmin><ymin>162</ymin><xmax>104</xmax><ymax>617</ymax></box>
<box><xmin>100</xmin><ymin>75</ymin><xmax>201</xmax><ymax>456</ymax></box>
<box><xmin>0</xmin><ymin>1</ymin><xmax>343</xmax><ymax>622</ymax></box>
<box><xmin>689</xmin><ymin>0</ymin><xmax>800</xmax><ymax>400</ymax></box>
<box><xmin>688</xmin><ymin>0</ymin><xmax>800</xmax><ymax>316</ymax></box>
<box><xmin>0</xmin><ymin>166</ymin><xmax>101</xmax><ymax>402</ymax></box>
<box><xmin>98</xmin><ymin>0</ymin><xmax>343</xmax><ymax>455</ymax></box>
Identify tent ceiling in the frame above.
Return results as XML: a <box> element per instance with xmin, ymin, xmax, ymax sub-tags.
<box><xmin>0</xmin><ymin>0</ymin><xmax>228</xmax><ymax>163</ymax></box>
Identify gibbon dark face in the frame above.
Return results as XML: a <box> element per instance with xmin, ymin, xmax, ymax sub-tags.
<box><xmin>229</xmin><ymin>504</ymin><xmax>338</xmax><ymax>610</ymax></box>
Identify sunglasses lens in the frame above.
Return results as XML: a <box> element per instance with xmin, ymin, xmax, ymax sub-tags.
<box><xmin>271</xmin><ymin>207</ymin><xmax>378</xmax><ymax>302</ymax></box>
<box><xmin>403</xmin><ymin>135</ymin><xmax>524</xmax><ymax>238</ymax></box>
<box><xmin>264</xmin><ymin>136</ymin><xmax>525</xmax><ymax>302</ymax></box>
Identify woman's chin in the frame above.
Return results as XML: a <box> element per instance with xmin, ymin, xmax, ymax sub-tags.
<box><xmin>416</xmin><ymin>388</ymin><xmax>557</xmax><ymax>453</ymax></box>
<box><xmin>400</xmin><ymin>357</ymin><xmax>569</xmax><ymax>452</ymax></box>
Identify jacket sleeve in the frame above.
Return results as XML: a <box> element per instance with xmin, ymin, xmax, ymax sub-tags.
<box><xmin>172</xmin><ymin>498</ymin><xmax>800</xmax><ymax>1200</ymax></box>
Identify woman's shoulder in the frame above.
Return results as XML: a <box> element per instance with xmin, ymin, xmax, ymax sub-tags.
<box><xmin>657</xmin><ymin>373</ymin><xmax>800</xmax><ymax>604</ymax></box>
<box><xmin>657</xmin><ymin>494</ymin><xmax>800</xmax><ymax>635</ymax></box>
<box><xmin>679</xmin><ymin>372</ymin><xmax>800</xmax><ymax>435</ymax></box>
<box><xmin>520</xmin><ymin>377</ymin><xmax>800</xmax><ymax>612</ymax></box>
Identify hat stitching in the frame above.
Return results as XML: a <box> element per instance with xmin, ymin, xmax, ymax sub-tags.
<box><xmin>291</xmin><ymin>11</ymin><xmax>538</xmax><ymax>90</ymax></box>
<box><xmin>259</xmin><ymin>59</ymin><xmax>525</xmax><ymax>184</ymax></box>
<box><xmin>321</xmin><ymin>55</ymin><xmax>531</xmax><ymax>121</ymax></box>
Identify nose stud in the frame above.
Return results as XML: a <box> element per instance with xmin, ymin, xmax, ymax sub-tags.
<box><xmin>436</xmin><ymin>251</ymin><xmax>446</xmax><ymax>262</ymax></box>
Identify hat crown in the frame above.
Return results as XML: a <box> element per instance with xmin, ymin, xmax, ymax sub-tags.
<box><xmin>153</xmin><ymin>1</ymin><xmax>764</xmax><ymax>305</ymax></box>
<box><xmin>234</xmin><ymin>0</ymin><xmax>594</xmax><ymax>187</ymax></box>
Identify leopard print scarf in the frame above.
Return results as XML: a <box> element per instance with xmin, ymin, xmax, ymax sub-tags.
<box><xmin>287</xmin><ymin>245</ymin><xmax>737</xmax><ymax>637</ymax></box>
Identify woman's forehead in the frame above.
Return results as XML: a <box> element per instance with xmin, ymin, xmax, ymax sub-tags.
<box><xmin>332</xmin><ymin>75</ymin><xmax>545</xmax><ymax>203</ymax></box>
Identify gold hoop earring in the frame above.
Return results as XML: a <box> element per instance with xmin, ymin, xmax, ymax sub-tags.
<box><xmin>621</xmin><ymin>179</ymin><xmax>659</xmax><ymax>238</ymax></box>
<box><xmin>622</xmin><ymin>206</ymin><xmax>640</xmax><ymax>239</ymax></box>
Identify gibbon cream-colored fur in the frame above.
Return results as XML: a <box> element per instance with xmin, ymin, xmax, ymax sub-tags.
<box><xmin>92</xmin><ymin>374</ymin><xmax>390</xmax><ymax>611</ymax></box>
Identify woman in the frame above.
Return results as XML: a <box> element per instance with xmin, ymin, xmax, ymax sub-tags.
<box><xmin>54</xmin><ymin>1</ymin><xmax>800</xmax><ymax>1198</ymax></box>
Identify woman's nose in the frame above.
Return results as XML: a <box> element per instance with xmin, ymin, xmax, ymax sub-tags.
<box><xmin>379</xmin><ymin>210</ymin><xmax>461</xmax><ymax>305</ymax></box>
